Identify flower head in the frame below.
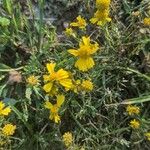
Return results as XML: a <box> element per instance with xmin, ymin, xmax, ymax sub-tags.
<box><xmin>90</xmin><ymin>9</ymin><xmax>111</xmax><ymax>26</ymax></box>
<box><xmin>2</xmin><ymin>123</ymin><xmax>16</xmax><ymax>136</ymax></box>
<box><xmin>143</xmin><ymin>18</ymin><xmax>150</xmax><ymax>26</ymax></box>
<box><xmin>96</xmin><ymin>0</ymin><xmax>111</xmax><ymax>10</ymax></box>
<box><xmin>43</xmin><ymin>63</ymin><xmax>72</xmax><ymax>95</ymax></box>
<box><xmin>44</xmin><ymin>95</ymin><xmax>65</xmax><ymax>123</ymax></box>
<box><xmin>27</xmin><ymin>75</ymin><xmax>39</xmax><ymax>86</ymax></box>
<box><xmin>65</xmin><ymin>27</ymin><xmax>75</xmax><ymax>36</ymax></box>
<box><xmin>68</xmin><ymin>36</ymin><xmax>99</xmax><ymax>71</ymax></box>
<box><xmin>145</xmin><ymin>132</ymin><xmax>150</xmax><ymax>141</ymax></box>
<box><xmin>0</xmin><ymin>101</ymin><xmax>11</xmax><ymax>116</ymax></box>
<box><xmin>126</xmin><ymin>105</ymin><xmax>140</xmax><ymax>116</ymax></box>
<box><xmin>70</xmin><ymin>15</ymin><xmax>87</xmax><ymax>29</ymax></box>
<box><xmin>62</xmin><ymin>132</ymin><xmax>73</xmax><ymax>147</ymax></box>
<box><xmin>129</xmin><ymin>119</ymin><xmax>140</xmax><ymax>129</ymax></box>
<box><xmin>81</xmin><ymin>80</ymin><xmax>93</xmax><ymax>91</ymax></box>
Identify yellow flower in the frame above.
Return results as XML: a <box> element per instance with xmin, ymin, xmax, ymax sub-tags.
<box><xmin>145</xmin><ymin>132</ymin><xmax>150</xmax><ymax>141</ymax></box>
<box><xmin>81</xmin><ymin>80</ymin><xmax>93</xmax><ymax>91</ymax></box>
<box><xmin>65</xmin><ymin>27</ymin><xmax>75</xmax><ymax>36</ymax></box>
<box><xmin>2</xmin><ymin>123</ymin><xmax>16</xmax><ymax>136</ymax></box>
<box><xmin>44</xmin><ymin>95</ymin><xmax>65</xmax><ymax>123</ymax></box>
<box><xmin>0</xmin><ymin>101</ymin><xmax>11</xmax><ymax>116</ymax></box>
<box><xmin>143</xmin><ymin>17</ymin><xmax>150</xmax><ymax>26</ymax></box>
<box><xmin>96</xmin><ymin>0</ymin><xmax>111</xmax><ymax>10</ymax></box>
<box><xmin>70</xmin><ymin>15</ymin><xmax>87</xmax><ymax>29</ymax></box>
<box><xmin>27</xmin><ymin>75</ymin><xmax>39</xmax><ymax>86</ymax></box>
<box><xmin>68</xmin><ymin>36</ymin><xmax>99</xmax><ymax>71</ymax></box>
<box><xmin>126</xmin><ymin>105</ymin><xmax>140</xmax><ymax>116</ymax></box>
<box><xmin>43</xmin><ymin>63</ymin><xmax>72</xmax><ymax>95</ymax></box>
<box><xmin>62</xmin><ymin>132</ymin><xmax>73</xmax><ymax>147</ymax></box>
<box><xmin>129</xmin><ymin>119</ymin><xmax>140</xmax><ymax>129</ymax></box>
<box><xmin>90</xmin><ymin>9</ymin><xmax>111</xmax><ymax>26</ymax></box>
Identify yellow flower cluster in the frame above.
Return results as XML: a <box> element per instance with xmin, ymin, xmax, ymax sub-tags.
<box><xmin>0</xmin><ymin>101</ymin><xmax>11</xmax><ymax>116</ymax></box>
<box><xmin>62</xmin><ymin>132</ymin><xmax>73</xmax><ymax>147</ymax></box>
<box><xmin>44</xmin><ymin>1</ymin><xmax>105</xmax><ymax>124</ymax></box>
<box><xmin>64</xmin><ymin>15</ymin><xmax>86</xmax><ymax>37</ymax></box>
<box><xmin>0</xmin><ymin>100</ymin><xmax>16</xmax><ymax>147</ymax></box>
<box><xmin>90</xmin><ymin>0</ymin><xmax>111</xmax><ymax>26</ymax></box>
<box><xmin>44</xmin><ymin>95</ymin><xmax>65</xmax><ymax>123</ymax></box>
<box><xmin>2</xmin><ymin>123</ymin><xmax>16</xmax><ymax>136</ymax></box>
<box><xmin>126</xmin><ymin>105</ymin><xmax>141</xmax><ymax>129</ymax></box>
<box><xmin>126</xmin><ymin>105</ymin><xmax>140</xmax><ymax>115</ymax></box>
<box><xmin>43</xmin><ymin>61</ymin><xmax>94</xmax><ymax>123</ymax></box>
<box><xmin>68</xmin><ymin>36</ymin><xmax>99</xmax><ymax>71</ymax></box>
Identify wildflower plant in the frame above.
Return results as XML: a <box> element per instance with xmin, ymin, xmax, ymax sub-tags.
<box><xmin>0</xmin><ymin>0</ymin><xmax>150</xmax><ymax>149</ymax></box>
<box><xmin>44</xmin><ymin>95</ymin><xmax>65</xmax><ymax>123</ymax></box>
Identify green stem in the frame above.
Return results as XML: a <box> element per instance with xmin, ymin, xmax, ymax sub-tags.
<box><xmin>118</xmin><ymin>67</ymin><xmax>150</xmax><ymax>82</ymax></box>
<box><xmin>126</xmin><ymin>67</ymin><xmax>150</xmax><ymax>81</ymax></box>
<box><xmin>0</xmin><ymin>66</ymin><xmax>23</xmax><ymax>72</ymax></box>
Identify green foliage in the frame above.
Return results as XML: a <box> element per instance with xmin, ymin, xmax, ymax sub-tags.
<box><xmin>0</xmin><ymin>0</ymin><xmax>150</xmax><ymax>149</ymax></box>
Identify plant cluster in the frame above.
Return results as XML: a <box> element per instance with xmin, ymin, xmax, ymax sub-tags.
<box><xmin>0</xmin><ymin>0</ymin><xmax>150</xmax><ymax>149</ymax></box>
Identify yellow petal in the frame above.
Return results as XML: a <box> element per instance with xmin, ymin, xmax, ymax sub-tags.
<box><xmin>75</xmin><ymin>57</ymin><xmax>95</xmax><ymax>71</ymax></box>
<box><xmin>0</xmin><ymin>102</ymin><xmax>5</xmax><ymax>111</ymax></box>
<box><xmin>57</xmin><ymin>95</ymin><xmax>65</xmax><ymax>107</ymax></box>
<box><xmin>82</xmin><ymin>36</ymin><xmax>90</xmax><ymax>45</ymax></box>
<box><xmin>43</xmin><ymin>75</ymin><xmax>50</xmax><ymax>82</ymax></box>
<box><xmin>90</xmin><ymin>18</ymin><xmax>98</xmax><ymax>24</ymax></box>
<box><xmin>68</xmin><ymin>49</ymin><xmax>78</xmax><ymax>56</ymax></box>
<box><xmin>77</xmin><ymin>15</ymin><xmax>82</xmax><ymax>21</ymax></box>
<box><xmin>106</xmin><ymin>17</ymin><xmax>111</xmax><ymax>22</ymax></box>
<box><xmin>86</xmin><ymin>57</ymin><xmax>95</xmax><ymax>69</ymax></box>
<box><xmin>45</xmin><ymin>101</ymin><xmax>53</xmax><ymax>109</ymax></box>
<box><xmin>56</xmin><ymin>69</ymin><xmax>69</xmax><ymax>81</ymax></box>
<box><xmin>49</xmin><ymin>113</ymin><xmax>54</xmax><ymax>120</ymax></box>
<box><xmin>54</xmin><ymin>114</ymin><xmax>60</xmax><ymax>123</ymax></box>
<box><xmin>97</xmin><ymin>21</ymin><xmax>104</xmax><ymax>26</ymax></box>
<box><xmin>70</xmin><ymin>22</ymin><xmax>78</xmax><ymax>27</ymax></box>
<box><xmin>59</xmin><ymin>79</ymin><xmax>72</xmax><ymax>89</ymax></box>
<box><xmin>90</xmin><ymin>42</ymin><xmax>99</xmax><ymax>54</ymax></box>
<box><xmin>43</xmin><ymin>82</ymin><xmax>53</xmax><ymax>93</ymax></box>
<box><xmin>75</xmin><ymin>58</ymin><xmax>88</xmax><ymax>71</ymax></box>
<box><xmin>1</xmin><ymin>107</ymin><xmax>11</xmax><ymax>116</ymax></box>
<box><xmin>46</xmin><ymin>63</ymin><xmax>56</xmax><ymax>74</ymax></box>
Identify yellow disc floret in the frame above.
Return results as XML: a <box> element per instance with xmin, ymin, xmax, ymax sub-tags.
<box><xmin>126</xmin><ymin>105</ymin><xmax>140</xmax><ymax>115</ymax></box>
<box><xmin>2</xmin><ymin>123</ymin><xmax>16</xmax><ymax>136</ymax></box>
<box><xmin>129</xmin><ymin>119</ymin><xmax>140</xmax><ymax>129</ymax></box>
<box><xmin>27</xmin><ymin>75</ymin><xmax>39</xmax><ymax>86</ymax></box>
<box><xmin>62</xmin><ymin>132</ymin><xmax>73</xmax><ymax>147</ymax></box>
<box><xmin>81</xmin><ymin>80</ymin><xmax>93</xmax><ymax>91</ymax></box>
